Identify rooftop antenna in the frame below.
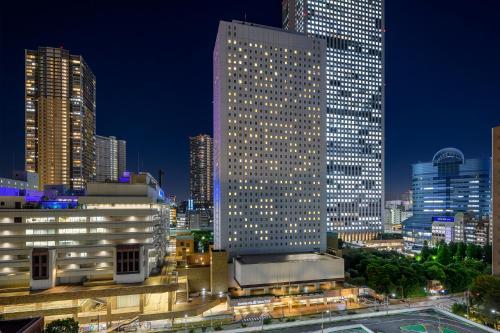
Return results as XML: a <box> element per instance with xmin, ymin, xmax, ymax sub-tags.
<box><xmin>158</xmin><ymin>169</ymin><xmax>165</xmax><ymax>188</ymax></box>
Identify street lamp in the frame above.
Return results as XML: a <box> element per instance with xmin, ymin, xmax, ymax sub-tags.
<box><xmin>184</xmin><ymin>314</ymin><xmax>188</xmax><ymax>333</ymax></box>
<box><xmin>327</xmin><ymin>309</ymin><xmax>331</xmax><ymax>321</ymax></box>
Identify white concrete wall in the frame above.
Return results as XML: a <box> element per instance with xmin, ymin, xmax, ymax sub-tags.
<box><xmin>235</xmin><ymin>257</ymin><xmax>344</xmax><ymax>286</ymax></box>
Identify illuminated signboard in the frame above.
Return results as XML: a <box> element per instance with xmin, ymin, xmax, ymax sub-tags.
<box><xmin>432</xmin><ymin>216</ymin><xmax>454</xmax><ymax>222</ymax></box>
<box><xmin>229</xmin><ymin>296</ymin><xmax>273</xmax><ymax>307</ymax></box>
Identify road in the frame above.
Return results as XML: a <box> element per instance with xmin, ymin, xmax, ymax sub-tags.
<box><xmin>265</xmin><ymin>310</ymin><xmax>488</xmax><ymax>333</ymax></box>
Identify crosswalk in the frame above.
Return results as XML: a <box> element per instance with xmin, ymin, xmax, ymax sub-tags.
<box><xmin>241</xmin><ymin>312</ymin><xmax>272</xmax><ymax>323</ymax></box>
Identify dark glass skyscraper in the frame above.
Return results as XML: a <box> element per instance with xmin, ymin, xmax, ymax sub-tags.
<box><xmin>189</xmin><ymin>134</ymin><xmax>213</xmax><ymax>205</ymax></box>
<box><xmin>403</xmin><ymin>148</ymin><xmax>491</xmax><ymax>252</ymax></box>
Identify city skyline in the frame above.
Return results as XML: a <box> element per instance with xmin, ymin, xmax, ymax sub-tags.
<box><xmin>1</xmin><ymin>0</ymin><xmax>500</xmax><ymax>200</ymax></box>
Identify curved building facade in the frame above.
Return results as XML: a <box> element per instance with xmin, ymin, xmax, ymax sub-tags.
<box><xmin>403</xmin><ymin>148</ymin><xmax>491</xmax><ymax>252</ymax></box>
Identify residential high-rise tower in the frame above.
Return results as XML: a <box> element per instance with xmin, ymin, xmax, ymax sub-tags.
<box><xmin>189</xmin><ymin>134</ymin><xmax>213</xmax><ymax>205</ymax></box>
<box><xmin>213</xmin><ymin>20</ymin><xmax>327</xmax><ymax>257</ymax></box>
<box><xmin>95</xmin><ymin>135</ymin><xmax>127</xmax><ymax>182</ymax></box>
<box><xmin>25</xmin><ymin>47</ymin><xmax>96</xmax><ymax>191</ymax></box>
<box><xmin>283</xmin><ymin>0</ymin><xmax>385</xmax><ymax>241</ymax></box>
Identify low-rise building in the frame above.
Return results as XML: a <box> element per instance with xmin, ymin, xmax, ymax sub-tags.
<box><xmin>384</xmin><ymin>200</ymin><xmax>412</xmax><ymax>233</ymax></box>
<box><xmin>0</xmin><ymin>173</ymin><xmax>222</xmax><ymax>328</ymax></box>
<box><xmin>227</xmin><ymin>253</ymin><xmax>350</xmax><ymax>313</ymax></box>
<box><xmin>0</xmin><ymin>172</ymin><xmax>42</xmax><ymax>200</ymax></box>
<box><xmin>431</xmin><ymin>212</ymin><xmax>490</xmax><ymax>246</ymax></box>
<box><xmin>0</xmin><ymin>172</ymin><xmax>167</xmax><ymax>289</ymax></box>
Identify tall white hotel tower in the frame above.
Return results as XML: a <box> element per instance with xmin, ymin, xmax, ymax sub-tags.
<box><xmin>283</xmin><ymin>0</ymin><xmax>384</xmax><ymax>241</ymax></box>
<box><xmin>213</xmin><ymin>21</ymin><xmax>327</xmax><ymax>257</ymax></box>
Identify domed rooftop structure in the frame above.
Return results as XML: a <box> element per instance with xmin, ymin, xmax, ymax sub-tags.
<box><xmin>432</xmin><ymin>147</ymin><xmax>464</xmax><ymax>165</ymax></box>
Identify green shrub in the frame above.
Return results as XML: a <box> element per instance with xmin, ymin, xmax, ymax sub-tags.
<box><xmin>263</xmin><ymin>318</ymin><xmax>272</xmax><ymax>325</ymax></box>
<box><xmin>451</xmin><ymin>303</ymin><xmax>467</xmax><ymax>316</ymax></box>
<box><xmin>44</xmin><ymin>318</ymin><xmax>79</xmax><ymax>333</ymax></box>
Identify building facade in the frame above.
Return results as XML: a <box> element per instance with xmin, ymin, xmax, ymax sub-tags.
<box><xmin>189</xmin><ymin>134</ymin><xmax>213</xmax><ymax>206</ymax></box>
<box><xmin>403</xmin><ymin>148</ymin><xmax>491</xmax><ymax>252</ymax></box>
<box><xmin>492</xmin><ymin>126</ymin><xmax>500</xmax><ymax>276</ymax></box>
<box><xmin>95</xmin><ymin>135</ymin><xmax>127</xmax><ymax>182</ymax></box>
<box><xmin>213</xmin><ymin>20</ymin><xmax>327</xmax><ymax>257</ymax></box>
<box><xmin>282</xmin><ymin>0</ymin><xmax>385</xmax><ymax>241</ymax></box>
<box><xmin>25</xmin><ymin>47</ymin><xmax>96</xmax><ymax>191</ymax></box>
<box><xmin>0</xmin><ymin>171</ymin><xmax>41</xmax><ymax>199</ymax></box>
<box><xmin>0</xmin><ymin>173</ymin><xmax>167</xmax><ymax>290</ymax></box>
<box><xmin>431</xmin><ymin>212</ymin><xmax>490</xmax><ymax>247</ymax></box>
<box><xmin>384</xmin><ymin>200</ymin><xmax>412</xmax><ymax>233</ymax></box>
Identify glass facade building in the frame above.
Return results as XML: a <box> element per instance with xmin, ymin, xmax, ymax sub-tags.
<box><xmin>403</xmin><ymin>148</ymin><xmax>491</xmax><ymax>252</ymax></box>
<box><xmin>282</xmin><ymin>0</ymin><xmax>384</xmax><ymax>241</ymax></box>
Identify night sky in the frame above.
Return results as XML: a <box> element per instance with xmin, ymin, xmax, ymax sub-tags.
<box><xmin>1</xmin><ymin>0</ymin><xmax>500</xmax><ymax>201</ymax></box>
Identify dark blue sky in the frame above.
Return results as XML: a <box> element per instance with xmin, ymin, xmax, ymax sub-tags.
<box><xmin>1</xmin><ymin>0</ymin><xmax>499</xmax><ymax>201</ymax></box>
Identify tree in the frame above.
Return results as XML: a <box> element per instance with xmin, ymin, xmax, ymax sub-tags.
<box><xmin>44</xmin><ymin>318</ymin><xmax>79</xmax><ymax>333</ymax></box>
<box><xmin>483</xmin><ymin>244</ymin><xmax>492</xmax><ymax>264</ymax></box>
<box><xmin>466</xmin><ymin>243</ymin><xmax>482</xmax><ymax>260</ymax></box>
<box><xmin>338</xmin><ymin>238</ymin><xmax>344</xmax><ymax>249</ymax></box>
<box><xmin>191</xmin><ymin>230</ymin><xmax>213</xmax><ymax>252</ymax></box>
<box><xmin>470</xmin><ymin>275</ymin><xmax>500</xmax><ymax>310</ymax></box>
<box><xmin>366</xmin><ymin>263</ymin><xmax>392</xmax><ymax>294</ymax></box>
<box><xmin>421</xmin><ymin>241</ymin><xmax>431</xmax><ymax>262</ymax></box>
<box><xmin>436</xmin><ymin>243</ymin><xmax>452</xmax><ymax>266</ymax></box>
<box><xmin>451</xmin><ymin>303</ymin><xmax>467</xmax><ymax>316</ymax></box>
<box><xmin>455</xmin><ymin>242</ymin><xmax>466</xmax><ymax>262</ymax></box>
<box><xmin>443</xmin><ymin>266</ymin><xmax>469</xmax><ymax>293</ymax></box>
<box><xmin>449</xmin><ymin>242</ymin><xmax>458</xmax><ymax>260</ymax></box>
<box><xmin>424</xmin><ymin>263</ymin><xmax>445</xmax><ymax>282</ymax></box>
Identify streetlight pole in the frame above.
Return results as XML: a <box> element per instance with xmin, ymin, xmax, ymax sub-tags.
<box><xmin>466</xmin><ymin>288</ymin><xmax>470</xmax><ymax>318</ymax></box>
<box><xmin>321</xmin><ymin>311</ymin><xmax>324</xmax><ymax>333</ymax></box>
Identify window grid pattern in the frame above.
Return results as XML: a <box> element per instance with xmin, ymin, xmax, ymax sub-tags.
<box><xmin>214</xmin><ymin>21</ymin><xmax>327</xmax><ymax>256</ymax></box>
<box><xmin>284</xmin><ymin>0</ymin><xmax>384</xmax><ymax>241</ymax></box>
